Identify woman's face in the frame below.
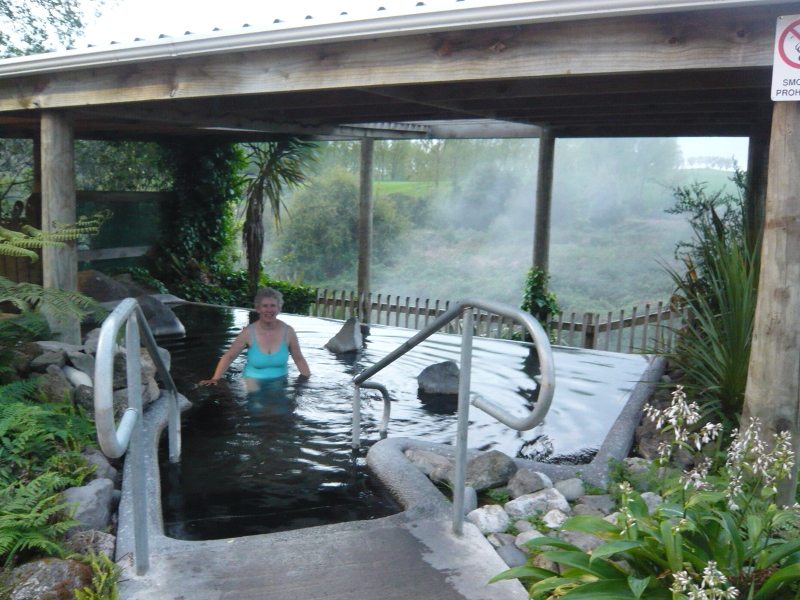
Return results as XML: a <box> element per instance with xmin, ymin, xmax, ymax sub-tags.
<box><xmin>256</xmin><ymin>297</ymin><xmax>280</xmax><ymax>322</ymax></box>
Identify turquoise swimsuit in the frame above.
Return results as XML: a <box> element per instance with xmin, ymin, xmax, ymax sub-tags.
<box><xmin>243</xmin><ymin>324</ymin><xmax>289</xmax><ymax>380</ymax></box>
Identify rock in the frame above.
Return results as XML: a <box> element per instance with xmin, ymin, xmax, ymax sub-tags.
<box><xmin>62</xmin><ymin>365</ymin><xmax>92</xmax><ymax>388</ymax></box>
<box><xmin>35</xmin><ymin>341</ymin><xmax>84</xmax><ymax>353</ymax></box>
<box><xmin>635</xmin><ymin>418</ymin><xmax>672</xmax><ymax>461</ymax></box>
<box><xmin>113</xmin><ymin>273</ymin><xmax>159</xmax><ymax>295</ymax></box>
<box><xmin>78</xmin><ymin>269</ymin><xmax>145</xmax><ymax>302</ymax></box>
<box><xmin>464</xmin><ymin>450</ymin><xmax>518</xmax><ymax>492</ymax></box>
<box><xmin>465</xmin><ymin>505</ymin><xmax>510</xmax><ymax>535</ymax></box>
<box><xmin>572</xmin><ymin>504</ymin><xmax>604</xmax><ymax>517</ymax></box>
<box><xmin>542</xmin><ymin>509</ymin><xmax>569</xmax><ymax>529</ymax></box>
<box><xmin>554</xmin><ymin>478</ymin><xmax>585</xmax><ymax>502</ymax></box>
<box><xmin>515</xmin><ymin>529</ymin><xmax>546</xmax><ymax>550</ymax></box>
<box><xmin>575</xmin><ymin>494</ymin><xmax>616</xmax><ymax>516</ymax></box>
<box><xmin>463</xmin><ymin>486</ymin><xmax>478</xmax><ymax>514</ymax></box>
<box><xmin>604</xmin><ymin>512</ymin><xmax>622</xmax><ymax>525</ymax></box>
<box><xmin>145</xmin><ymin>346</ymin><xmax>171</xmax><ymax>373</ymax></box>
<box><xmin>150</xmin><ymin>293</ymin><xmax>183</xmax><ymax>304</ymax></box>
<box><xmin>135</xmin><ymin>294</ymin><xmax>185</xmax><ymax>337</ymax></box>
<box><xmin>640</xmin><ymin>492</ymin><xmax>663</xmax><ymax>514</ymax></box>
<box><xmin>30</xmin><ymin>349</ymin><xmax>66</xmax><ymax>373</ymax></box>
<box><xmin>10</xmin><ymin>343</ymin><xmax>44</xmax><ymax>376</ymax></box>
<box><xmin>64</xmin><ymin>530</ymin><xmax>116</xmax><ymax>558</ymax></box>
<box><xmin>81</xmin><ymin>447</ymin><xmax>120</xmax><ymax>488</ymax></box>
<box><xmin>486</xmin><ymin>532</ymin><xmax>516</xmax><ymax>547</ymax></box>
<box><xmin>74</xmin><ymin>385</ymin><xmax>94</xmax><ymax>417</ymax></box>
<box><xmin>36</xmin><ymin>368</ymin><xmax>74</xmax><ymax>403</ymax></box>
<box><xmin>530</xmin><ymin>553</ymin><xmax>559</xmax><ymax>573</ymax></box>
<box><xmin>67</xmin><ymin>350</ymin><xmax>95</xmax><ymax>378</ymax></box>
<box><xmin>404</xmin><ymin>449</ymin><xmax>453</xmax><ymax>476</ymax></box>
<box><xmin>2</xmin><ymin>558</ymin><xmax>92</xmax><ymax>600</ymax></box>
<box><xmin>558</xmin><ymin>530</ymin><xmax>604</xmax><ymax>552</ymax></box>
<box><xmin>417</xmin><ymin>360</ymin><xmax>460</xmax><ymax>395</ymax></box>
<box><xmin>83</xmin><ymin>329</ymin><xmax>101</xmax><ymax>355</ymax></box>
<box><xmin>496</xmin><ymin>545</ymin><xmax>528</xmax><ymax>568</ymax></box>
<box><xmin>324</xmin><ymin>317</ymin><xmax>362</xmax><ymax>353</ymax></box>
<box><xmin>61</xmin><ymin>478</ymin><xmax>114</xmax><ymax>534</ymax></box>
<box><xmin>507</xmin><ymin>468</ymin><xmax>552</xmax><ymax>498</ymax></box>
<box><xmin>504</xmin><ymin>488</ymin><xmax>570</xmax><ymax>519</ymax></box>
<box><xmin>514</xmin><ymin>519</ymin><xmax>536</xmax><ymax>533</ymax></box>
<box><xmin>429</xmin><ymin>464</ymin><xmax>451</xmax><ymax>483</ymax></box>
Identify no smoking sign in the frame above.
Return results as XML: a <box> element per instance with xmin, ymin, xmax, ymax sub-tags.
<box><xmin>772</xmin><ymin>15</ymin><xmax>800</xmax><ymax>100</ymax></box>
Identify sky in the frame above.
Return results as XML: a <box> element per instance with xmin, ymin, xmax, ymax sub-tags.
<box><xmin>82</xmin><ymin>0</ymin><xmax>750</xmax><ymax>168</ymax></box>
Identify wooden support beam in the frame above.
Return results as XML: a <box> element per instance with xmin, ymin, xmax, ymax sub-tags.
<box><xmin>0</xmin><ymin>8</ymin><xmax>781</xmax><ymax>112</ymax></box>
<box><xmin>41</xmin><ymin>110</ymin><xmax>79</xmax><ymax>344</ymax></box>
<box><xmin>533</xmin><ymin>127</ymin><xmax>555</xmax><ymax>274</ymax></box>
<box><xmin>357</xmin><ymin>137</ymin><xmax>374</xmax><ymax>322</ymax></box>
<box><xmin>743</xmin><ymin>100</ymin><xmax>800</xmax><ymax>505</ymax></box>
<box><xmin>745</xmin><ymin>103</ymin><xmax>772</xmax><ymax>249</ymax></box>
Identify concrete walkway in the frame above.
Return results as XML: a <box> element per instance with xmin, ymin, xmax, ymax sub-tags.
<box><xmin>117</xmin><ymin>396</ymin><xmax>527</xmax><ymax>600</ymax></box>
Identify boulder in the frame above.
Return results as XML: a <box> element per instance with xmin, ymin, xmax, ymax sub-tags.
<box><xmin>514</xmin><ymin>519</ymin><xmax>536</xmax><ymax>533</ymax></box>
<box><xmin>62</xmin><ymin>365</ymin><xmax>92</xmax><ymax>388</ymax></box>
<box><xmin>1</xmin><ymin>558</ymin><xmax>92</xmax><ymax>600</ymax></box>
<box><xmin>554</xmin><ymin>478</ymin><xmax>585</xmax><ymax>502</ymax></box>
<box><xmin>81</xmin><ymin>447</ymin><xmax>120</xmax><ymax>488</ymax></box>
<box><xmin>66</xmin><ymin>350</ymin><xmax>95</xmax><ymax>378</ymax></box>
<box><xmin>135</xmin><ymin>294</ymin><xmax>185</xmax><ymax>337</ymax></box>
<box><xmin>36</xmin><ymin>367</ymin><xmax>73</xmax><ymax>403</ymax></box>
<box><xmin>463</xmin><ymin>486</ymin><xmax>478</xmax><ymax>514</ymax></box>
<box><xmin>30</xmin><ymin>349</ymin><xmax>66</xmax><ymax>373</ymax></box>
<box><xmin>575</xmin><ymin>494</ymin><xmax>616</xmax><ymax>516</ymax></box>
<box><xmin>640</xmin><ymin>492</ymin><xmax>663</xmax><ymax>514</ymax></box>
<box><xmin>542</xmin><ymin>509</ymin><xmax>570</xmax><ymax>529</ymax></box>
<box><xmin>572</xmin><ymin>504</ymin><xmax>604</xmax><ymax>517</ymax></box>
<box><xmin>504</xmin><ymin>488</ymin><xmax>570</xmax><ymax>519</ymax></box>
<box><xmin>74</xmin><ymin>385</ymin><xmax>94</xmax><ymax>417</ymax></box>
<box><xmin>35</xmin><ymin>341</ymin><xmax>84</xmax><ymax>353</ymax></box>
<box><xmin>430</xmin><ymin>450</ymin><xmax>518</xmax><ymax>492</ymax></box>
<box><xmin>61</xmin><ymin>478</ymin><xmax>114</xmax><ymax>534</ymax></box>
<box><xmin>417</xmin><ymin>360</ymin><xmax>460</xmax><ymax>395</ymax></box>
<box><xmin>530</xmin><ymin>553</ymin><xmax>559</xmax><ymax>573</ymax></box>
<box><xmin>404</xmin><ymin>449</ymin><xmax>453</xmax><ymax>476</ymax></box>
<box><xmin>507</xmin><ymin>468</ymin><xmax>552</xmax><ymax>499</ymax></box>
<box><xmin>496</xmin><ymin>545</ymin><xmax>528</xmax><ymax>568</ymax></box>
<box><xmin>78</xmin><ymin>269</ymin><xmax>144</xmax><ymax>302</ymax></box>
<box><xmin>558</xmin><ymin>530</ymin><xmax>604</xmax><ymax>552</ymax></box>
<box><xmin>324</xmin><ymin>317</ymin><xmax>362</xmax><ymax>353</ymax></box>
<box><xmin>486</xmin><ymin>532</ymin><xmax>516</xmax><ymax>547</ymax></box>
<box><xmin>515</xmin><ymin>529</ymin><xmax>546</xmax><ymax>550</ymax></box>
<box><xmin>113</xmin><ymin>272</ymin><xmax>159</xmax><ymax>295</ymax></box>
<box><xmin>10</xmin><ymin>343</ymin><xmax>44</xmax><ymax>376</ymax></box>
<box><xmin>64</xmin><ymin>530</ymin><xmax>116</xmax><ymax>559</ymax></box>
<box><xmin>465</xmin><ymin>505</ymin><xmax>510</xmax><ymax>535</ymax></box>
<box><xmin>83</xmin><ymin>329</ymin><xmax>101</xmax><ymax>355</ymax></box>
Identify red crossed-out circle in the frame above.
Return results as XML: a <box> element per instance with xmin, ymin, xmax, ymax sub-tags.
<box><xmin>778</xmin><ymin>18</ymin><xmax>800</xmax><ymax>69</ymax></box>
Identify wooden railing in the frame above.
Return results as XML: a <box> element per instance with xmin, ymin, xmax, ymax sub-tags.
<box><xmin>311</xmin><ymin>289</ymin><xmax>688</xmax><ymax>354</ymax></box>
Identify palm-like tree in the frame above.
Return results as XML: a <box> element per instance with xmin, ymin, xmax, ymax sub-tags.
<box><xmin>242</xmin><ymin>139</ymin><xmax>318</xmax><ymax>292</ymax></box>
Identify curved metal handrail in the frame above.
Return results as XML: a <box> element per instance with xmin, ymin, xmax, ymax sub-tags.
<box><xmin>93</xmin><ymin>297</ymin><xmax>182</xmax><ymax>575</ymax></box>
<box><xmin>352</xmin><ymin>297</ymin><xmax>555</xmax><ymax>535</ymax></box>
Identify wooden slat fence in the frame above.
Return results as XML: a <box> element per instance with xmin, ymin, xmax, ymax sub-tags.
<box><xmin>312</xmin><ymin>289</ymin><xmax>689</xmax><ymax>354</ymax></box>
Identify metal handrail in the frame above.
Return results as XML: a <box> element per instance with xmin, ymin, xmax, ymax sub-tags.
<box><xmin>93</xmin><ymin>298</ymin><xmax>182</xmax><ymax>576</ymax></box>
<box><xmin>352</xmin><ymin>297</ymin><xmax>555</xmax><ymax>535</ymax></box>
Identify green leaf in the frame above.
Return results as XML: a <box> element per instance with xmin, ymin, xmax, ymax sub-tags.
<box><xmin>559</xmin><ymin>579</ymin><xmax>636</xmax><ymax>599</ymax></box>
<box><xmin>541</xmin><ymin>551</ymin><xmax>627</xmax><ymax>580</ymax></box>
<box><xmin>659</xmin><ymin>520</ymin><xmax>682</xmax><ymax>575</ymax></box>
<box><xmin>562</xmin><ymin>515</ymin><xmax>623</xmax><ymax>535</ymax></box>
<box><xmin>520</xmin><ymin>537</ymin><xmax>582</xmax><ymax>552</ymax></box>
<box><xmin>627</xmin><ymin>576</ymin><xmax>650</xmax><ymax>600</ymax></box>
<box><xmin>530</xmin><ymin>576</ymin><xmax>584</xmax><ymax>595</ymax></box>
<box><xmin>488</xmin><ymin>565</ymin><xmax>555</xmax><ymax>583</ymax></box>
<box><xmin>762</xmin><ymin>538</ymin><xmax>800</xmax><ymax>568</ymax></box>
<box><xmin>591</xmin><ymin>540</ymin><xmax>646</xmax><ymax>562</ymax></box>
<box><xmin>753</xmin><ymin>562</ymin><xmax>800</xmax><ymax>600</ymax></box>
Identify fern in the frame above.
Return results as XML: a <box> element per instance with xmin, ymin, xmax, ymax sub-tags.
<box><xmin>0</xmin><ymin>212</ymin><xmax>110</xmax><ymax>261</ymax></box>
<box><xmin>0</xmin><ymin>277</ymin><xmax>106</xmax><ymax>324</ymax></box>
<box><xmin>0</xmin><ymin>472</ymin><xmax>79</xmax><ymax>566</ymax></box>
<box><xmin>73</xmin><ymin>551</ymin><xmax>121</xmax><ymax>600</ymax></box>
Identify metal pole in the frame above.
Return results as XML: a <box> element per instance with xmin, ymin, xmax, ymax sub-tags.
<box><xmin>452</xmin><ymin>309</ymin><xmax>473</xmax><ymax>535</ymax></box>
<box><xmin>352</xmin><ymin>385</ymin><xmax>362</xmax><ymax>449</ymax></box>
<box><xmin>357</xmin><ymin>137</ymin><xmax>374</xmax><ymax>320</ymax></box>
<box><xmin>126</xmin><ymin>313</ymin><xmax>149</xmax><ymax>575</ymax></box>
<box><xmin>533</xmin><ymin>127</ymin><xmax>555</xmax><ymax>273</ymax></box>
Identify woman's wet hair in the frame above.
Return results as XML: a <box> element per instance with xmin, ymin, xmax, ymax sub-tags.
<box><xmin>253</xmin><ymin>287</ymin><xmax>284</xmax><ymax>311</ymax></box>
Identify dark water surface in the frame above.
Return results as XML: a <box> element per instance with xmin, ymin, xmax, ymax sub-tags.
<box><xmin>158</xmin><ymin>304</ymin><xmax>648</xmax><ymax>540</ymax></box>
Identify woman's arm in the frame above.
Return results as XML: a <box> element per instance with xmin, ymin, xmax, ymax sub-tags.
<box><xmin>200</xmin><ymin>328</ymin><xmax>250</xmax><ymax>384</ymax></box>
<box><xmin>286</xmin><ymin>326</ymin><xmax>311</xmax><ymax>377</ymax></box>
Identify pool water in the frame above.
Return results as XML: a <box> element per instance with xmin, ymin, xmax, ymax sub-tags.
<box><xmin>158</xmin><ymin>304</ymin><xmax>648</xmax><ymax>541</ymax></box>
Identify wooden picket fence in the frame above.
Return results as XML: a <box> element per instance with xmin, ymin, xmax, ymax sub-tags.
<box><xmin>311</xmin><ymin>289</ymin><xmax>689</xmax><ymax>354</ymax></box>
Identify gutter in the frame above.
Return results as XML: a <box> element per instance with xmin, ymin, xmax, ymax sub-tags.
<box><xmin>0</xmin><ymin>0</ymin><xmax>793</xmax><ymax>79</ymax></box>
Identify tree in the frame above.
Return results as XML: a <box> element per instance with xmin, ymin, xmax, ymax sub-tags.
<box><xmin>241</xmin><ymin>139</ymin><xmax>318</xmax><ymax>293</ymax></box>
<box><xmin>0</xmin><ymin>0</ymin><xmax>101</xmax><ymax>57</ymax></box>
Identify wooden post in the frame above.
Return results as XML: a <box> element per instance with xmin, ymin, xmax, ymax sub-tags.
<box><xmin>357</xmin><ymin>137</ymin><xmax>374</xmax><ymax>322</ymax></box>
<box><xmin>41</xmin><ymin>111</ymin><xmax>79</xmax><ymax>344</ymax></box>
<box><xmin>746</xmin><ymin>104</ymin><xmax>773</xmax><ymax>251</ymax></box>
<box><xmin>533</xmin><ymin>127</ymin><xmax>555</xmax><ymax>273</ymax></box>
<box><xmin>742</xmin><ymin>101</ymin><xmax>800</xmax><ymax>504</ymax></box>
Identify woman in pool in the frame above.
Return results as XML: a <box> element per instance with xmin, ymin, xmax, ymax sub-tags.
<box><xmin>201</xmin><ymin>287</ymin><xmax>311</xmax><ymax>390</ymax></box>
